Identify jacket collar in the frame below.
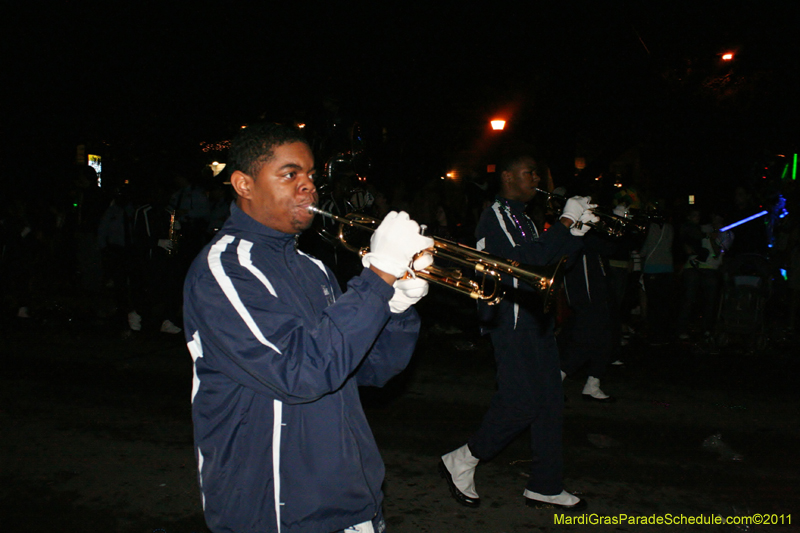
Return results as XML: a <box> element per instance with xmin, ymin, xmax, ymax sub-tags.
<box><xmin>227</xmin><ymin>202</ymin><xmax>298</xmax><ymax>244</ymax></box>
<box><xmin>495</xmin><ymin>195</ymin><xmax>527</xmax><ymax>212</ymax></box>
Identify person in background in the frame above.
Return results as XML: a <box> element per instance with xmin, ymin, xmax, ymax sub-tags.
<box><xmin>639</xmin><ymin>207</ymin><xmax>675</xmax><ymax>346</ymax></box>
<box><xmin>559</xmin><ymin>230</ymin><xmax>617</xmax><ymax>402</ymax></box>
<box><xmin>439</xmin><ymin>150</ymin><xmax>596</xmax><ymax>512</ymax></box>
<box><xmin>127</xmin><ymin>181</ymin><xmax>183</xmax><ymax>335</ymax></box>
<box><xmin>169</xmin><ymin>171</ymin><xmax>211</xmax><ymax>270</ymax></box>
<box><xmin>676</xmin><ymin>210</ymin><xmax>733</xmax><ymax>345</ymax></box>
<box><xmin>97</xmin><ymin>186</ymin><xmax>133</xmax><ymax>329</ymax></box>
<box><xmin>206</xmin><ymin>183</ymin><xmax>231</xmax><ymax>238</ymax></box>
<box><xmin>727</xmin><ymin>186</ymin><xmax>768</xmax><ymax>257</ymax></box>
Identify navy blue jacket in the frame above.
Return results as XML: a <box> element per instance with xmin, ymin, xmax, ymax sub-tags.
<box><xmin>563</xmin><ymin>232</ymin><xmax>613</xmax><ymax>308</ymax></box>
<box><xmin>184</xmin><ymin>203</ymin><xmax>421</xmax><ymax>533</ymax></box>
<box><xmin>476</xmin><ymin>197</ymin><xmax>582</xmax><ymax>332</ymax></box>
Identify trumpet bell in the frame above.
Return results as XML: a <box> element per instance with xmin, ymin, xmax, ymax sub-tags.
<box><xmin>415</xmin><ymin>235</ymin><xmax>567</xmax><ymax>313</ymax></box>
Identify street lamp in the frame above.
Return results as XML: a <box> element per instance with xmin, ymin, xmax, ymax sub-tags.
<box><xmin>490</xmin><ymin>119</ymin><xmax>506</xmax><ymax>131</ymax></box>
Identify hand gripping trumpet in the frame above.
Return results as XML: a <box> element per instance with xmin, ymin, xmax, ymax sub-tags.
<box><xmin>534</xmin><ymin>188</ymin><xmax>648</xmax><ymax>237</ymax></box>
<box><xmin>308</xmin><ymin>206</ymin><xmax>567</xmax><ymax>313</ymax></box>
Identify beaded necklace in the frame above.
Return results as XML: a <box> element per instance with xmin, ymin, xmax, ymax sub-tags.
<box><xmin>499</xmin><ymin>198</ymin><xmax>539</xmax><ymax>242</ymax></box>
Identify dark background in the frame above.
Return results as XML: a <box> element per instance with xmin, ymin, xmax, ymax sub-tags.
<box><xmin>5</xmin><ymin>2</ymin><xmax>800</xmax><ymax>206</ymax></box>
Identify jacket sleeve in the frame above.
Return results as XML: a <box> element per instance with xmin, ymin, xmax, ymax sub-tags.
<box><xmin>476</xmin><ymin>207</ymin><xmax>582</xmax><ymax>268</ymax></box>
<box><xmin>354</xmin><ymin>307</ymin><xmax>421</xmax><ymax>387</ymax></box>
<box><xmin>185</xmin><ymin>249</ymin><xmax>397</xmax><ymax>405</ymax></box>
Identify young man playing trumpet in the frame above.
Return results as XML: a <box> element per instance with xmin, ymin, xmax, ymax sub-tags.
<box><xmin>440</xmin><ymin>151</ymin><xmax>598</xmax><ymax>512</ymax></box>
<box><xmin>183</xmin><ymin>122</ymin><xmax>433</xmax><ymax>533</ymax></box>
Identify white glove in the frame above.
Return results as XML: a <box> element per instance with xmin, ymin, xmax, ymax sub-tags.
<box><xmin>613</xmin><ymin>204</ymin><xmax>629</xmax><ymax>217</ymax></box>
<box><xmin>560</xmin><ymin>196</ymin><xmax>593</xmax><ymax>224</ymax></box>
<box><xmin>157</xmin><ymin>239</ymin><xmax>174</xmax><ymax>251</ymax></box>
<box><xmin>388</xmin><ymin>277</ymin><xmax>430</xmax><ymax>313</ymax></box>
<box><xmin>570</xmin><ymin>208</ymin><xmax>600</xmax><ymax>236</ymax></box>
<box><xmin>362</xmin><ymin>211</ymin><xmax>434</xmax><ymax>278</ymax></box>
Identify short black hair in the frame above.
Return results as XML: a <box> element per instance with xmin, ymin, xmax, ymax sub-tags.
<box><xmin>495</xmin><ymin>142</ymin><xmax>539</xmax><ymax>174</ymax></box>
<box><xmin>228</xmin><ymin>122</ymin><xmax>309</xmax><ymax>178</ymax></box>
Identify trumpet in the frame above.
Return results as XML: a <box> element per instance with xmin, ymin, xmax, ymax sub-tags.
<box><xmin>307</xmin><ymin>206</ymin><xmax>567</xmax><ymax>313</ymax></box>
<box><xmin>534</xmin><ymin>188</ymin><xmax>647</xmax><ymax>237</ymax></box>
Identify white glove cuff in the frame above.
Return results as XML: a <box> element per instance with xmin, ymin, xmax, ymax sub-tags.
<box><xmin>389</xmin><ymin>298</ymin><xmax>412</xmax><ymax>314</ymax></box>
<box><xmin>388</xmin><ymin>278</ymin><xmax>429</xmax><ymax>313</ymax></box>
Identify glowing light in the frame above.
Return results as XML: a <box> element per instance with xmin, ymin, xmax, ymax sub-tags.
<box><xmin>490</xmin><ymin>119</ymin><xmax>506</xmax><ymax>131</ymax></box>
<box><xmin>722</xmin><ymin>52</ymin><xmax>734</xmax><ymax>61</ymax></box>
<box><xmin>689</xmin><ymin>195</ymin><xmax>695</xmax><ymax>205</ymax></box>
<box><xmin>719</xmin><ymin>210</ymin><xmax>768</xmax><ymax>232</ymax></box>
<box><xmin>297</xmin><ymin>123</ymin><xmax>306</xmax><ymax>129</ymax></box>
<box><xmin>210</xmin><ymin>162</ymin><xmax>227</xmax><ymax>177</ymax></box>
<box><xmin>200</xmin><ymin>140</ymin><xmax>232</xmax><ymax>153</ymax></box>
<box><xmin>793</xmin><ymin>153</ymin><xmax>798</xmax><ymax>180</ymax></box>
<box><xmin>88</xmin><ymin>154</ymin><xmax>102</xmax><ymax>188</ymax></box>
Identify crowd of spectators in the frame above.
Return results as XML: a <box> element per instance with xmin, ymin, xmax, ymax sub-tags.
<box><xmin>592</xmin><ymin>183</ymin><xmax>798</xmax><ymax>355</ymax></box>
<box><xmin>2</xmin><ymin>161</ymin><xmax>797</xmax><ymax>354</ymax></box>
<box><xmin>0</xmin><ymin>164</ymin><xmax>230</xmax><ymax>335</ymax></box>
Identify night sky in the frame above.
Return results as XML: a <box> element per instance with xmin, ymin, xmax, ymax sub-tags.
<box><xmin>6</xmin><ymin>2</ymin><xmax>800</xmax><ymax>203</ymax></box>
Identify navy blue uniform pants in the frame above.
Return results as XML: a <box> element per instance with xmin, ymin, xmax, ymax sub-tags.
<box><xmin>468</xmin><ymin>326</ymin><xmax>564</xmax><ymax>495</ymax></box>
<box><xmin>559</xmin><ymin>298</ymin><xmax>613</xmax><ymax>379</ymax></box>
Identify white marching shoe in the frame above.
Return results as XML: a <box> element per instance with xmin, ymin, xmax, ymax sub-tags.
<box><xmin>439</xmin><ymin>444</ymin><xmax>481</xmax><ymax>507</ymax></box>
<box><xmin>524</xmin><ymin>489</ymin><xmax>587</xmax><ymax>511</ymax></box>
<box><xmin>582</xmin><ymin>376</ymin><xmax>615</xmax><ymax>403</ymax></box>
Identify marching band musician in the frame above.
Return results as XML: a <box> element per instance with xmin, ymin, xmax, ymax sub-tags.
<box><xmin>168</xmin><ymin>171</ymin><xmax>211</xmax><ymax>272</ymax></box>
<box><xmin>127</xmin><ymin>182</ymin><xmax>184</xmax><ymax>335</ymax></box>
<box><xmin>559</xmin><ymin>228</ymin><xmax>618</xmax><ymax>402</ymax></box>
<box><xmin>183</xmin><ymin>122</ymin><xmax>434</xmax><ymax>533</ymax></box>
<box><xmin>440</xmin><ymin>151</ymin><xmax>597</xmax><ymax>512</ymax></box>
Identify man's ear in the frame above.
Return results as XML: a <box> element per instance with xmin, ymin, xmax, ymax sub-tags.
<box><xmin>230</xmin><ymin>170</ymin><xmax>253</xmax><ymax>199</ymax></box>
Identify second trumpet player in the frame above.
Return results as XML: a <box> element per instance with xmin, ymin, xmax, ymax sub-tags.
<box><xmin>440</xmin><ymin>152</ymin><xmax>597</xmax><ymax>513</ymax></box>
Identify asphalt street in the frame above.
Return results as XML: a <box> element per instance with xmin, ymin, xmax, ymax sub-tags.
<box><xmin>1</xmin><ymin>296</ymin><xmax>798</xmax><ymax>533</ymax></box>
